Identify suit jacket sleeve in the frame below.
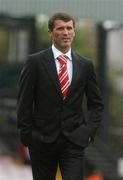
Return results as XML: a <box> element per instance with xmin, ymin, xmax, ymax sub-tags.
<box><xmin>17</xmin><ymin>56</ymin><xmax>36</xmax><ymax>146</ymax></box>
<box><xmin>85</xmin><ymin>60</ymin><xmax>104</xmax><ymax>141</ymax></box>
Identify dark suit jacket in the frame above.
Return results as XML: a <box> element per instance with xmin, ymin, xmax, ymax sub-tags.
<box><xmin>17</xmin><ymin>47</ymin><xmax>103</xmax><ymax>148</ymax></box>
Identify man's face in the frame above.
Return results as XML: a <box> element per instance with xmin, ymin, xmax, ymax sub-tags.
<box><xmin>49</xmin><ymin>20</ymin><xmax>75</xmax><ymax>53</ymax></box>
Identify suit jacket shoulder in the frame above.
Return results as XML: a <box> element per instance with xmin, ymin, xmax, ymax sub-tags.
<box><xmin>72</xmin><ymin>52</ymin><xmax>94</xmax><ymax>76</ymax></box>
<box><xmin>28</xmin><ymin>48</ymin><xmax>53</xmax><ymax>62</ymax></box>
<box><xmin>73</xmin><ymin>51</ymin><xmax>92</xmax><ymax>64</ymax></box>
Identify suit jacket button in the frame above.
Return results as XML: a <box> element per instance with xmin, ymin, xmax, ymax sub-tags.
<box><xmin>61</xmin><ymin>121</ymin><xmax>65</xmax><ymax>125</ymax></box>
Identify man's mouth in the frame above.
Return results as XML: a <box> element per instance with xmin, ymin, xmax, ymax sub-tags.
<box><xmin>62</xmin><ymin>38</ymin><xmax>70</xmax><ymax>41</ymax></box>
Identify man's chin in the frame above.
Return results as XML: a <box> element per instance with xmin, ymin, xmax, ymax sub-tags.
<box><xmin>62</xmin><ymin>42</ymin><xmax>71</xmax><ymax>48</ymax></box>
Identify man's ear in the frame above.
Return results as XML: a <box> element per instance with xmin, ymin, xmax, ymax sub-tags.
<box><xmin>73</xmin><ymin>29</ymin><xmax>75</xmax><ymax>37</ymax></box>
<box><xmin>48</xmin><ymin>29</ymin><xmax>52</xmax><ymax>37</ymax></box>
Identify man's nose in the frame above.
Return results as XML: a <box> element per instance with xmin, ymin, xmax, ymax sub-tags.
<box><xmin>63</xmin><ymin>28</ymin><xmax>69</xmax><ymax>34</ymax></box>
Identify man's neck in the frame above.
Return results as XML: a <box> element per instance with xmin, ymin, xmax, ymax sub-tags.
<box><xmin>53</xmin><ymin>44</ymin><xmax>71</xmax><ymax>54</ymax></box>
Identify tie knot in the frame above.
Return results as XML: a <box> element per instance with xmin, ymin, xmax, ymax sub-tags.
<box><xmin>57</xmin><ymin>55</ymin><xmax>68</xmax><ymax>65</ymax></box>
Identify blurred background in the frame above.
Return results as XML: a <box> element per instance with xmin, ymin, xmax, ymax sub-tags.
<box><xmin>0</xmin><ymin>0</ymin><xmax>123</xmax><ymax>180</ymax></box>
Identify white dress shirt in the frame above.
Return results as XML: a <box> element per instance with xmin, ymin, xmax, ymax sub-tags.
<box><xmin>52</xmin><ymin>44</ymin><xmax>73</xmax><ymax>84</ymax></box>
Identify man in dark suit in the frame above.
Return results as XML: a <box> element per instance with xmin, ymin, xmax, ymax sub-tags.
<box><xmin>17</xmin><ymin>12</ymin><xmax>103</xmax><ymax>180</ymax></box>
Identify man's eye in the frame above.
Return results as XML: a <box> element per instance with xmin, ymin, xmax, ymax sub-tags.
<box><xmin>56</xmin><ymin>27</ymin><xmax>73</xmax><ymax>31</ymax></box>
<box><xmin>67</xmin><ymin>27</ymin><xmax>73</xmax><ymax>30</ymax></box>
<box><xmin>57</xmin><ymin>27</ymin><xmax>64</xmax><ymax>30</ymax></box>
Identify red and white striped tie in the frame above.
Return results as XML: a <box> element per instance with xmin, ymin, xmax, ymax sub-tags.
<box><xmin>57</xmin><ymin>55</ymin><xmax>69</xmax><ymax>99</ymax></box>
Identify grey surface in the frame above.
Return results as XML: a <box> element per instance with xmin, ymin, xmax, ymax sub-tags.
<box><xmin>0</xmin><ymin>0</ymin><xmax>123</xmax><ymax>22</ymax></box>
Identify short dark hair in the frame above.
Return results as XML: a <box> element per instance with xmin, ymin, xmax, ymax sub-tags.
<box><xmin>48</xmin><ymin>12</ymin><xmax>75</xmax><ymax>31</ymax></box>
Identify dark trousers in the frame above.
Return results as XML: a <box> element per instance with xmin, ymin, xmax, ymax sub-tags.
<box><xmin>28</xmin><ymin>133</ymin><xmax>85</xmax><ymax>180</ymax></box>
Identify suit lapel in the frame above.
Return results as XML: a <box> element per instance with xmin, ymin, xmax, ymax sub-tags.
<box><xmin>42</xmin><ymin>48</ymin><xmax>63</xmax><ymax>98</ymax></box>
<box><xmin>65</xmin><ymin>52</ymin><xmax>81</xmax><ymax>101</ymax></box>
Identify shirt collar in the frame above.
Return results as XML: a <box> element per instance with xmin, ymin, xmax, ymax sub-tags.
<box><xmin>52</xmin><ymin>44</ymin><xmax>72</xmax><ymax>61</ymax></box>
